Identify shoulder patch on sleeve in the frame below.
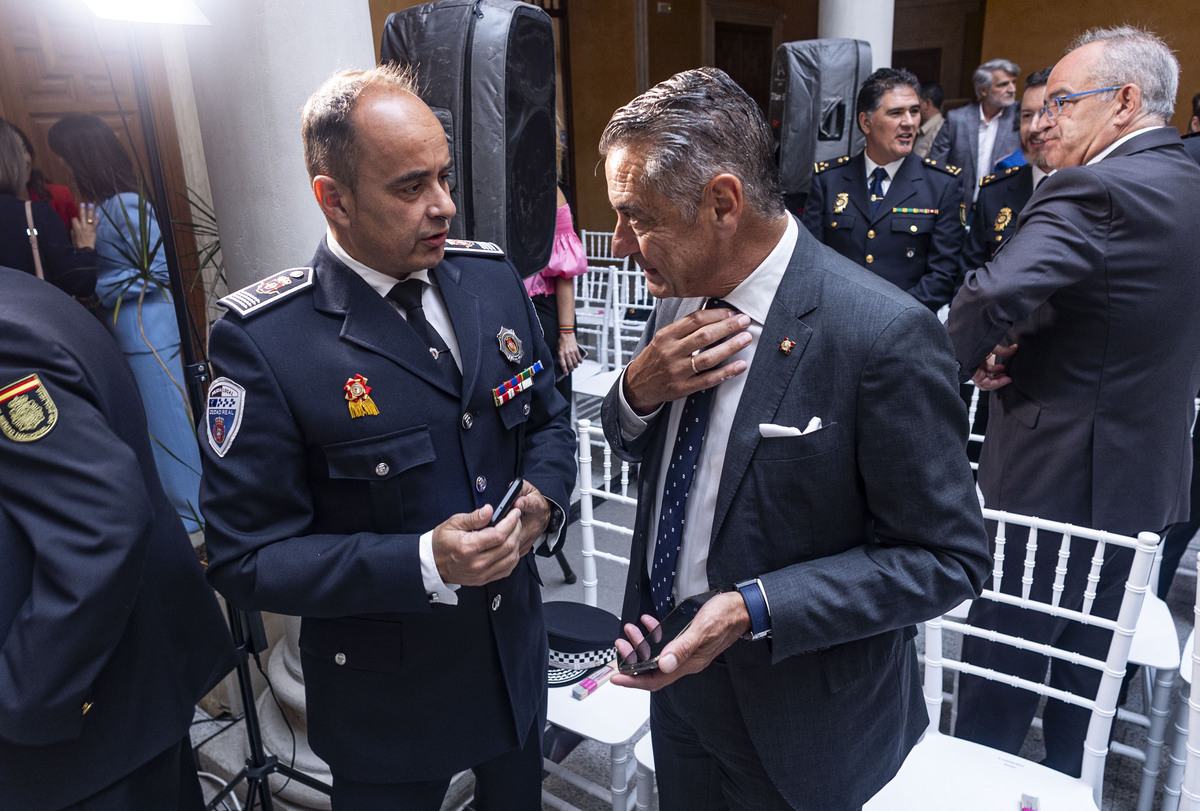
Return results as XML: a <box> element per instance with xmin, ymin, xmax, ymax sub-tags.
<box><xmin>444</xmin><ymin>239</ymin><xmax>505</xmax><ymax>257</ymax></box>
<box><xmin>205</xmin><ymin>377</ymin><xmax>245</xmax><ymax>457</ymax></box>
<box><xmin>219</xmin><ymin>268</ymin><xmax>314</xmax><ymax>318</ymax></box>
<box><xmin>978</xmin><ymin>165</ymin><xmax>1023</xmax><ymax>188</ymax></box>
<box><xmin>924</xmin><ymin>157</ymin><xmax>962</xmax><ymax>176</ymax></box>
<box><xmin>0</xmin><ymin>374</ymin><xmax>57</xmax><ymax>442</ymax></box>
<box><xmin>813</xmin><ymin>155</ymin><xmax>851</xmax><ymax>175</ymax></box>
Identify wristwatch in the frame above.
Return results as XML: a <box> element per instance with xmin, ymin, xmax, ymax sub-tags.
<box><xmin>735</xmin><ymin>578</ymin><xmax>771</xmax><ymax>640</ymax></box>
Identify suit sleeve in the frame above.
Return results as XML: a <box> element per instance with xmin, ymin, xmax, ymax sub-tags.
<box><xmin>200</xmin><ymin>318</ymin><xmax>429</xmax><ymax>618</ymax></box>
<box><xmin>32</xmin><ymin>202</ymin><xmax>96</xmax><ymax>299</ymax></box>
<box><xmin>601</xmin><ymin>307</ymin><xmax>665</xmax><ymax>462</ymax></box>
<box><xmin>904</xmin><ymin>172</ymin><xmax>966</xmax><ymax>309</ymax></box>
<box><xmin>800</xmin><ymin>173</ymin><xmax>826</xmax><ymax>241</ymax></box>
<box><xmin>947</xmin><ymin>168</ymin><xmax>1110</xmax><ymax>379</ymax></box>
<box><xmin>960</xmin><ymin>193</ymin><xmax>989</xmax><ymax>278</ymax></box>
<box><xmin>928</xmin><ymin>115</ymin><xmax>953</xmax><ymax>165</ymax></box>
<box><xmin>760</xmin><ymin>305</ymin><xmax>989</xmax><ymax>660</ymax></box>
<box><xmin>0</xmin><ymin>352</ymin><xmax>153</xmax><ymax>746</ymax></box>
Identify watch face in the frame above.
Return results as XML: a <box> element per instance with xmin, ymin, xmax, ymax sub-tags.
<box><xmin>617</xmin><ymin>590</ymin><xmax>718</xmax><ymax>674</ymax></box>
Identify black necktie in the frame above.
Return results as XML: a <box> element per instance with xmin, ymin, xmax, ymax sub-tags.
<box><xmin>649</xmin><ymin>297</ymin><xmax>736</xmax><ymax>619</ymax></box>
<box><xmin>388</xmin><ymin>279</ymin><xmax>461</xmax><ymax>387</ymax></box>
<box><xmin>869</xmin><ymin>167</ymin><xmax>888</xmax><ymax>216</ymax></box>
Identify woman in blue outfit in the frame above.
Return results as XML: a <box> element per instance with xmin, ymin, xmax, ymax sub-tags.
<box><xmin>48</xmin><ymin>114</ymin><xmax>202</xmax><ymax>533</ymax></box>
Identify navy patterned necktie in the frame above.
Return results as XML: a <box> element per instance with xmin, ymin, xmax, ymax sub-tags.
<box><xmin>388</xmin><ymin>279</ymin><xmax>461</xmax><ymax>387</ymax></box>
<box><xmin>649</xmin><ymin>297</ymin><xmax>735</xmax><ymax>619</ymax></box>
<box><xmin>869</xmin><ymin>166</ymin><xmax>888</xmax><ymax>216</ymax></box>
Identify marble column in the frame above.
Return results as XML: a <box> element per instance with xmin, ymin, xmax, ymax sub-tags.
<box><xmin>819</xmin><ymin>0</ymin><xmax>895</xmax><ymax>72</ymax></box>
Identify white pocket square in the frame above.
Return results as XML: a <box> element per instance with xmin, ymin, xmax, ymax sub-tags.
<box><xmin>759</xmin><ymin>417</ymin><xmax>823</xmax><ymax>438</ymax></box>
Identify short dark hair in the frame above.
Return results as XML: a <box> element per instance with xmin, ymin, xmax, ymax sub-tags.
<box><xmin>1026</xmin><ymin>68</ymin><xmax>1053</xmax><ymax>89</ymax></box>
<box><xmin>919</xmin><ymin>82</ymin><xmax>944</xmax><ymax>110</ymax></box>
<box><xmin>1192</xmin><ymin>91</ymin><xmax>1200</xmax><ymax>119</ymax></box>
<box><xmin>302</xmin><ymin>63</ymin><xmax>421</xmax><ymax>191</ymax></box>
<box><xmin>47</xmin><ymin>114</ymin><xmax>137</xmax><ymax>201</ymax></box>
<box><xmin>857</xmin><ymin>68</ymin><xmax>921</xmax><ymax>120</ymax></box>
<box><xmin>599</xmin><ymin>67</ymin><xmax>784</xmax><ymax>222</ymax></box>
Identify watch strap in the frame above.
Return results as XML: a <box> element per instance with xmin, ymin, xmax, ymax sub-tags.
<box><xmin>736</xmin><ymin>578</ymin><xmax>771</xmax><ymax>640</ymax></box>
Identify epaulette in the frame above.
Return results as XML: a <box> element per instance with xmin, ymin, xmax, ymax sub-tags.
<box><xmin>444</xmin><ymin>238</ymin><xmax>505</xmax><ymax>257</ymax></box>
<box><xmin>978</xmin><ymin>165</ymin><xmax>1024</xmax><ymax>188</ymax></box>
<box><xmin>813</xmin><ymin>156</ymin><xmax>851</xmax><ymax>175</ymax></box>
<box><xmin>219</xmin><ymin>267</ymin><xmax>314</xmax><ymax>318</ymax></box>
<box><xmin>923</xmin><ymin>157</ymin><xmax>962</xmax><ymax>176</ymax></box>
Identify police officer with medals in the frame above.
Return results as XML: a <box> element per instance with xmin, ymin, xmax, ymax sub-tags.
<box><xmin>962</xmin><ymin>68</ymin><xmax>1054</xmax><ymax>271</ymax></box>
<box><xmin>803</xmin><ymin>67</ymin><xmax>966</xmax><ymax>311</ymax></box>
<box><xmin>199</xmin><ymin>64</ymin><xmax>575</xmax><ymax>809</ymax></box>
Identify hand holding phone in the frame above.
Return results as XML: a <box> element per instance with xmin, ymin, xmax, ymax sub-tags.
<box><xmin>617</xmin><ymin>590</ymin><xmax>720</xmax><ymax>674</ymax></box>
<box><xmin>488</xmin><ymin>477</ymin><xmax>524</xmax><ymax>527</ymax></box>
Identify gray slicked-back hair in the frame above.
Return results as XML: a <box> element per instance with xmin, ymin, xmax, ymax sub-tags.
<box><xmin>974</xmin><ymin>59</ymin><xmax>1021</xmax><ymax>95</ymax></box>
<box><xmin>1068</xmin><ymin>26</ymin><xmax>1178</xmax><ymax>123</ymax></box>
<box><xmin>302</xmin><ymin>62</ymin><xmax>421</xmax><ymax>190</ymax></box>
<box><xmin>599</xmin><ymin>67</ymin><xmax>784</xmax><ymax>223</ymax></box>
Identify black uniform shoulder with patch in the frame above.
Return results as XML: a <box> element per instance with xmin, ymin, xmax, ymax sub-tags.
<box><xmin>922</xmin><ymin>157</ymin><xmax>962</xmax><ymax>176</ymax></box>
<box><xmin>218</xmin><ymin>267</ymin><xmax>314</xmax><ymax>318</ymax></box>
<box><xmin>978</xmin><ymin>164</ymin><xmax>1024</xmax><ymax>188</ymax></box>
<box><xmin>443</xmin><ymin>239</ymin><xmax>505</xmax><ymax>258</ymax></box>
<box><xmin>813</xmin><ymin>156</ymin><xmax>851</xmax><ymax>175</ymax></box>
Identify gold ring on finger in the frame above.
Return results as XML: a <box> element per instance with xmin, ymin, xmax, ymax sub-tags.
<box><xmin>690</xmin><ymin>353</ymin><xmax>700</xmax><ymax>375</ymax></box>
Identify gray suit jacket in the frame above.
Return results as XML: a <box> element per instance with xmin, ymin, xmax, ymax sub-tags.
<box><xmin>949</xmin><ymin>127</ymin><xmax>1200</xmax><ymax>533</ymax></box>
<box><xmin>929</xmin><ymin>101</ymin><xmax>1021</xmax><ymax>208</ymax></box>
<box><xmin>602</xmin><ymin>222</ymin><xmax>988</xmax><ymax>809</ymax></box>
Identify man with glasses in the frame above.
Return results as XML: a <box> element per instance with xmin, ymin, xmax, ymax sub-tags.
<box><xmin>948</xmin><ymin>27</ymin><xmax>1200</xmax><ymax>776</ymax></box>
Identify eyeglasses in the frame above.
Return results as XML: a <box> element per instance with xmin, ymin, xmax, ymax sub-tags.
<box><xmin>1037</xmin><ymin>86</ymin><xmax>1120</xmax><ymax>123</ymax></box>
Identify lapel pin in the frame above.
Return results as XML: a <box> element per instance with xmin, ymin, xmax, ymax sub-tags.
<box><xmin>496</xmin><ymin>327</ymin><xmax>523</xmax><ymax>363</ymax></box>
<box><xmin>344</xmin><ymin>374</ymin><xmax>379</xmax><ymax>418</ymax></box>
<box><xmin>779</xmin><ymin>338</ymin><xmax>796</xmax><ymax>355</ymax></box>
<box><xmin>493</xmin><ymin>361</ymin><xmax>543</xmax><ymax>406</ymax></box>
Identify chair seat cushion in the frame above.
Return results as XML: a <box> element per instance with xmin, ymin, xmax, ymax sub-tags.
<box><xmin>864</xmin><ymin>731</ymin><xmax>1098</xmax><ymax>811</ymax></box>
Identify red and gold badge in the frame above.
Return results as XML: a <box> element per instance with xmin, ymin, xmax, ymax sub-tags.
<box><xmin>344</xmin><ymin>374</ymin><xmax>379</xmax><ymax>418</ymax></box>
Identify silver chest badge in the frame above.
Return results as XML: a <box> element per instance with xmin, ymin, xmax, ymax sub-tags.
<box><xmin>497</xmin><ymin>327</ymin><xmax>523</xmax><ymax>363</ymax></box>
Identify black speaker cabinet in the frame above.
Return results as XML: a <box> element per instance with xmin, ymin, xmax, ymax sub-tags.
<box><xmin>769</xmin><ymin>38</ymin><xmax>872</xmax><ymax>211</ymax></box>
<box><xmin>381</xmin><ymin>0</ymin><xmax>557</xmax><ymax>277</ymax></box>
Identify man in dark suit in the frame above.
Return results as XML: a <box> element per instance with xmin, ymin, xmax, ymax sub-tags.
<box><xmin>961</xmin><ymin>67</ymin><xmax>1053</xmax><ymax>270</ymax></box>
<box><xmin>948</xmin><ymin>26</ymin><xmax>1200</xmax><ymax>776</ymax></box>
<box><xmin>0</xmin><ymin>267</ymin><xmax>237</xmax><ymax>811</ymax></box>
<box><xmin>930</xmin><ymin>58</ymin><xmax>1022</xmax><ymax>210</ymax></box>
<box><xmin>599</xmin><ymin>67</ymin><xmax>989</xmax><ymax>810</ymax></box>
<box><xmin>199</xmin><ymin>64</ymin><xmax>575</xmax><ymax>808</ymax></box>
<box><xmin>803</xmin><ymin>68</ymin><xmax>966</xmax><ymax>311</ymax></box>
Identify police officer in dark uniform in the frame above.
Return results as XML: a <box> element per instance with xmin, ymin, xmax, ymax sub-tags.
<box><xmin>962</xmin><ymin>68</ymin><xmax>1053</xmax><ymax>271</ymax></box>
<box><xmin>803</xmin><ymin>67</ymin><xmax>965</xmax><ymax>311</ymax></box>
<box><xmin>199</xmin><ymin>65</ymin><xmax>575</xmax><ymax>809</ymax></box>
<box><xmin>0</xmin><ymin>267</ymin><xmax>237</xmax><ymax>811</ymax></box>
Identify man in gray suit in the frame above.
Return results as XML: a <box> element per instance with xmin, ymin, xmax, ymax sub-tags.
<box><xmin>948</xmin><ymin>26</ymin><xmax>1200</xmax><ymax>776</ymax></box>
<box><xmin>599</xmin><ymin>67</ymin><xmax>989</xmax><ymax>810</ymax></box>
<box><xmin>930</xmin><ymin>58</ymin><xmax>1022</xmax><ymax>209</ymax></box>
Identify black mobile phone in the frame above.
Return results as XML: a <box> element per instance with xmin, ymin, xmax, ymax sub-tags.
<box><xmin>617</xmin><ymin>590</ymin><xmax>719</xmax><ymax>674</ymax></box>
<box><xmin>488</xmin><ymin>477</ymin><xmax>525</xmax><ymax>527</ymax></box>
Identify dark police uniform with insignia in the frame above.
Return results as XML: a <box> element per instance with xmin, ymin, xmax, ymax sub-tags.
<box><xmin>961</xmin><ymin>164</ymin><xmax>1034</xmax><ymax>272</ymax></box>
<box><xmin>0</xmin><ymin>267</ymin><xmax>237</xmax><ymax>811</ymax></box>
<box><xmin>199</xmin><ymin>237</ymin><xmax>575</xmax><ymax>791</ymax></box>
<box><xmin>802</xmin><ymin>151</ymin><xmax>966</xmax><ymax>310</ymax></box>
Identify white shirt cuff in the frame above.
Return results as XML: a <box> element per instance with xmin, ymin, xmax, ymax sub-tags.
<box><xmin>617</xmin><ymin>370</ymin><xmax>662</xmax><ymax>442</ymax></box>
<box><xmin>420</xmin><ymin>530</ymin><xmax>459</xmax><ymax>606</ymax></box>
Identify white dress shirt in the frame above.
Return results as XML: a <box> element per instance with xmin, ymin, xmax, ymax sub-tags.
<box><xmin>617</xmin><ymin>216</ymin><xmax>799</xmax><ymax>602</ymax></box>
<box><xmin>975</xmin><ymin>106</ymin><xmax>1002</xmax><ymax>199</ymax></box>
